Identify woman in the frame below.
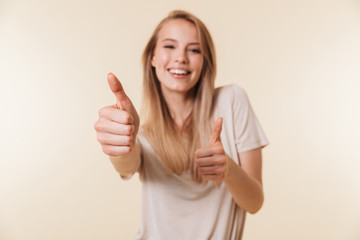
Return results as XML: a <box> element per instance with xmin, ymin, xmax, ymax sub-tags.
<box><xmin>95</xmin><ymin>10</ymin><xmax>268</xmax><ymax>240</ymax></box>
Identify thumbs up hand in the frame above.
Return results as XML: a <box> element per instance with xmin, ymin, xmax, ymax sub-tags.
<box><xmin>195</xmin><ymin>118</ymin><xmax>229</xmax><ymax>182</ymax></box>
<box><xmin>94</xmin><ymin>73</ymin><xmax>140</xmax><ymax>156</ymax></box>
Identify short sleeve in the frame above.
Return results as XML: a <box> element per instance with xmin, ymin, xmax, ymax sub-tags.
<box><xmin>231</xmin><ymin>85</ymin><xmax>269</xmax><ymax>152</ymax></box>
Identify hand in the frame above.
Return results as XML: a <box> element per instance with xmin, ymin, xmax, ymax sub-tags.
<box><xmin>195</xmin><ymin>117</ymin><xmax>229</xmax><ymax>182</ymax></box>
<box><xmin>94</xmin><ymin>73</ymin><xmax>140</xmax><ymax>156</ymax></box>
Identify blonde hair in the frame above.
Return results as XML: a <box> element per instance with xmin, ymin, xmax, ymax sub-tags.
<box><xmin>141</xmin><ymin>10</ymin><xmax>216</xmax><ymax>182</ymax></box>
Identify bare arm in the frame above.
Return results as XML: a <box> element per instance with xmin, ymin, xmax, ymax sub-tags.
<box><xmin>95</xmin><ymin>73</ymin><xmax>141</xmax><ymax>177</ymax></box>
<box><xmin>109</xmin><ymin>142</ymin><xmax>141</xmax><ymax>177</ymax></box>
<box><xmin>195</xmin><ymin>118</ymin><xmax>265</xmax><ymax>214</ymax></box>
<box><xmin>223</xmin><ymin>148</ymin><xmax>264</xmax><ymax>214</ymax></box>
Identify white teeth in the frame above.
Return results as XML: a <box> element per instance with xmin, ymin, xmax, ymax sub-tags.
<box><xmin>169</xmin><ymin>69</ymin><xmax>188</xmax><ymax>75</ymax></box>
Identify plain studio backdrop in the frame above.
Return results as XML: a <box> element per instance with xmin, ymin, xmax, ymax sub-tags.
<box><xmin>1</xmin><ymin>0</ymin><xmax>359</xmax><ymax>239</ymax></box>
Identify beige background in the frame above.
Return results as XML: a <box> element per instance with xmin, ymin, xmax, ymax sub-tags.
<box><xmin>1</xmin><ymin>0</ymin><xmax>360</xmax><ymax>239</ymax></box>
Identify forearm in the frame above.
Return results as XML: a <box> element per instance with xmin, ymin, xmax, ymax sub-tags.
<box><xmin>224</xmin><ymin>156</ymin><xmax>264</xmax><ymax>214</ymax></box>
<box><xmin>109</xmin><ymin>142</ymin><xmax>141</xmax><ymax>177</ymax></box>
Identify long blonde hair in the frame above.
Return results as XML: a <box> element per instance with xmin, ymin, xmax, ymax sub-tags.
<box><xmin>141</xmin><ymin>10</ymin><xmax>217</xmax><ymax>182</ymax></box>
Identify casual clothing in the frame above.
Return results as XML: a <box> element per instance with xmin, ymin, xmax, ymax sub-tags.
<box><xmin>130</xmin><ymin>84</ymin><xmax>268</xmax><ymax>240</ymax></box>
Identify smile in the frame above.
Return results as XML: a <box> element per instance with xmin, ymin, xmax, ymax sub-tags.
<box><xmin>168</xmin><ymin>69</ymin><xmax>190</xmax><ymax>75</ymax></box>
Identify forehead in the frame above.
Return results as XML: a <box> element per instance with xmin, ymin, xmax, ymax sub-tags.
<box><xmin>157</xmin><ymin>19</ymin><xmax>199</xmax><ymax>42</ymax></box>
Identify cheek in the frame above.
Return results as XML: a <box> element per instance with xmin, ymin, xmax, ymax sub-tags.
<box><xmin>193</xmin><ymin>57</ymin><xmax>204</xmax><ymax>74</ymax></box>
<box><xmin>154</xmin><ymin>50</ymin><xmax>170</xmax><ymax>67</ymax></box>
<box><xmin>159</xmin><ymin>53</ymin><xmax>170</xmax><ymax>66</ymax></box>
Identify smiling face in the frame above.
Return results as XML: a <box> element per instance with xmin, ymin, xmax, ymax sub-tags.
<box><xmin>151</xmin><ymin>19</ymin><xmax>204</xmax><ymax>98</ymax></box>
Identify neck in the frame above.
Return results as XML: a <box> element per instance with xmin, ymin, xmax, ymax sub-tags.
<box><xmin>162</xmin><ymin>89</ymin><xmax>195</xmax><ymax>129</ymax></box>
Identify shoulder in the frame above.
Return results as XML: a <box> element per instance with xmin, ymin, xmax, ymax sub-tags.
<box><xmin>214</xmin><ymin>84</ymin><xmax>249</xmax><ymax>104</ymax></box>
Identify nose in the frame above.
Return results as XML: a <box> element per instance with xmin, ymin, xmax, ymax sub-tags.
<box><xmin>175</xmin><ymin>49</ymin><xmax>188</xmax><ymax>63</ymax></box>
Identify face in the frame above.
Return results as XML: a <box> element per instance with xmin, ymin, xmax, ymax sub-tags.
<box><xmin>151</xmin><ymin>19</ymin><xmax>204</xmax><ymax>97</ymax></box>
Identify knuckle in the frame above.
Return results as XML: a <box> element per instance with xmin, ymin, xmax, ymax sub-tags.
<box><xmin>102</xmin><ymin>145</ymin><xmax>111</xmax><ymax>155</ymax></box>
<box><xmin>94</xmin><ymin>121</ymin><xmax>103</xmax><ymax>132</ymax></box>
<box><xmin>124</xmin><ymin>125</ymin><xmax>134</xmax><ymax>135</ymax></box>
<box><xmin>97</xmin><ymin>134</ymin><xmax>104</xmax><ymax>144</ymax></box>
<box><xmin>215</xmin><ymin>146</ymin><xmax>225</xmax><ymax>154</ymax></box>
<box><xmin>215</xmin><ymin>156</ymin><xmax>226</xmax><ymax>165</ymax></box>
<box><xmin>125</xmin><ymin>135</ymin><xmax>133</xmax><ymax>145</ymax></box>
<box><xmin>129</xmin><ymin>125</ymin><xmax>135</xmax><ymax>134</ymax></box>
<box><xmin>94</xmin><ymin>121</ymin><xmax>99</xmax><ymax>131</ymax></box>
<box><xmin>98</xmin><ymin>107</ymin><xmax>107</xmax><ymax>117</ymax></box>
<box><xmin>123</xmin><ymin>146</ymin><xmax>132</xmax><ymax>154</ymax></box>
<box><xmin>124</xmin><ymin>113</ymin><xmax>133</xmax><ymax>124</ymax></box>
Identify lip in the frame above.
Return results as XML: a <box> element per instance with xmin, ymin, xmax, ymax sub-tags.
<box><xmin>168</xmin><ymin>67</ymin><xmax>190</xmax><ymax>77</ymax></box>
<box><xmin>167</xmin><ymin>67</ymin><xmax>190</xmax><ymax>73</ymax></box>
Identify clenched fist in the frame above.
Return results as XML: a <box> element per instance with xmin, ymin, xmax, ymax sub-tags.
<box><xmin>94</xmin><ymin>73</ymin><xmax>140</xmax><ymax>156</ymax></box>
<box><xmin>195</xmin><ymin>117</ymin><xmax>230</xmax><ymax>182</ymax></box>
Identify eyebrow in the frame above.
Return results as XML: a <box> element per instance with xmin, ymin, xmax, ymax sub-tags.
<box><xmin>161</xmin><ymin>38</ymin><xmax>200</xmax><ymax>45</ymax></box>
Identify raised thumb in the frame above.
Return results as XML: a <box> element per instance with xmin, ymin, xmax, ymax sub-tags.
<box><xmin>209</xmin><ymin>117</ymin><xmax>223</xmax><ymax>145</ymax></box>
<box><xmin>107</xmin><ymin>72</ymin><xmax>129</xmax><ymax>110</ymax></box>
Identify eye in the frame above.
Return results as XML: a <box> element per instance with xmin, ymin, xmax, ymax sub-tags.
<box><xmin>164</xmin><ymin>45</ymin><xmax>175</xmax><ymax>49</ymax></box>
<box><xmin>189</xmin><ymin>48</ymin><xmax>201</xmax><ymax>54</ymax></box>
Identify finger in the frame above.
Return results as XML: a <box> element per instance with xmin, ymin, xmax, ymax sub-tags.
<box><xmin>94</xmin><ymin>119</ymin><xmax>135</xmax><ymax>135</ymax></box>
<box><xmin>195</xmin><ymin>145</ymin><xmax>225</xmax><ymax>158</ymax></box>
<box><xmin>198</xmin><ymin>165</ymin><xmax>226</xmax><ymax>175</ymax></box>
<box><xmin>196</xmin><ymin>155</ymin><xmax>226</xmax><ymax>167</ymax></box>
<box><xmin>98</xmin><ymin>106</ymin><xmax>134</xmax><ymax>124</ymax></box>
<box><xmin>196</xmin><ymin>156</ymin><xmax>215</xmax><ymax>166</ymax></box>
<box><xmin>107</xmin><ymin>72</ymin><xmax>129</xmax><ymax>109</ymax></box>
<box><xmin>102</xmin><ymin>145</ymin><xmax>133</xmax><ymax>156</ymax></box>
<box><xmin>97</xmin><ymin>132</ymin><xmax>134</xmax><ymax>146</ymax></box>
<box><xmin>209</xmin><ymin>117</ymin><xmax>223</xmax><ymax>145</ymax></box>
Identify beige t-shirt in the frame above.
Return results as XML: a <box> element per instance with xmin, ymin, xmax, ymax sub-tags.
<box><xmin>133</xmin><ymin>84</ymin><xmax>268</xmax><ymax>240</ymax></box>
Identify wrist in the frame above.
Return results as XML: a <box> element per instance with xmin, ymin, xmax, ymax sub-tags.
<box><xmin>223</xmin><ymin>155</ymin><xmax>239</xmax><ymax>182</ymax></box>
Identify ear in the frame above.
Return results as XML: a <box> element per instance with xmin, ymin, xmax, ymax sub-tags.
<box><xmin>151</xmin><ymin>56</ymin><xmax>156</xmax><ymax>67</ymax></box>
